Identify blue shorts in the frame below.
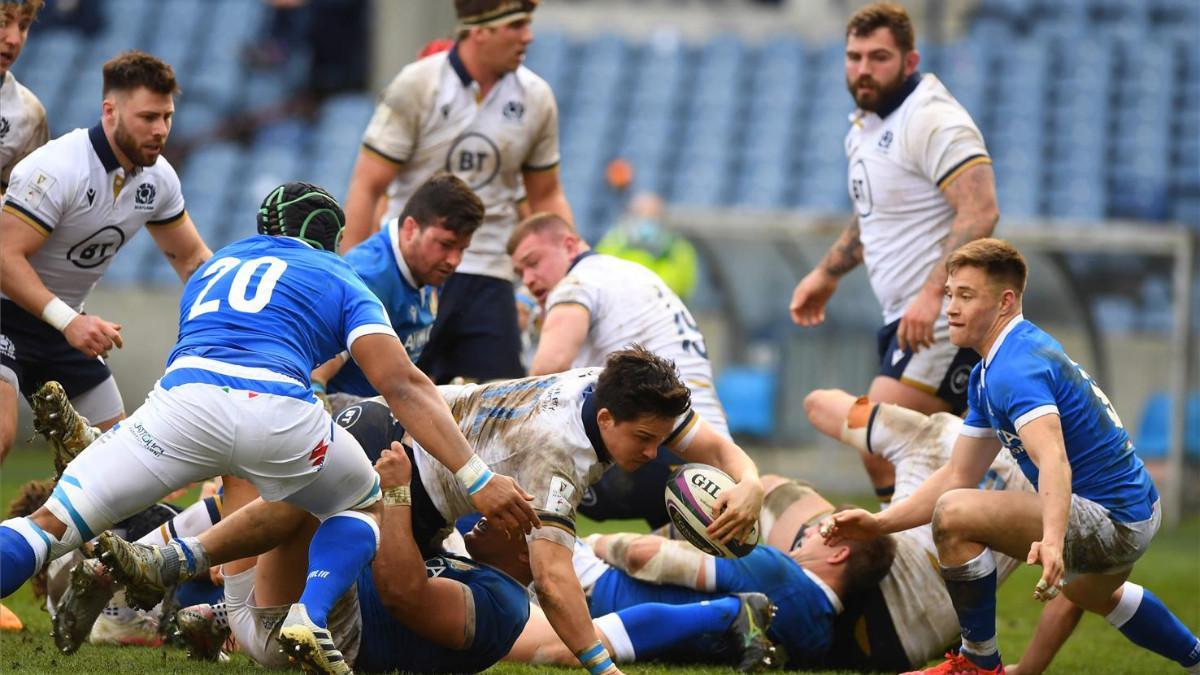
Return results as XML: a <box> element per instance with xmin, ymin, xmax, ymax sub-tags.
<box><xmin>0</xmin><ymin>299</ymin><xmax>112</xmax><ymax>399</ymax></box>
<box><xmin>415</xmin><ymin>273</ymin><xmax>524</xmax><ymax>384</ymax></box>
<box><xmin>876</xmin><ymin>318</ymin><xmax>979</xmax><ymax>414</ymax></box>
<box><xmin>577</xmin><ymin>447</ymin><xmax>685</xmax><ymax>529</ymax></box>
<box><xmin>354</xmin><ymin>556</ymin><xmax>530</xmax><ymax>673</ymax></box>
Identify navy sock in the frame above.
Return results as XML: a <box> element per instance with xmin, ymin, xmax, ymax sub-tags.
<box><xmin>1107</xmin><ymin>583</ymin><xmax>1200</xmax><ymax>668</ymax></box>
<box><xmin>618</xmin><ymin>597</ymin><xmax>741</xmax><ymax>658</ymax></box>
<box><xmin>297</xmin><ymin>512</ymin><xmax>379</xmax><ymax>627</ymax></box>
<box><xmin>942</xmin><ymin>548</ymin><xmax>1002</xmax><ymax>669</ymax></box>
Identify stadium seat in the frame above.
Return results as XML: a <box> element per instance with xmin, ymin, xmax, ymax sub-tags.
<box><xmin>1135</xmin><ymin>391</ymin><xmax>1200</xmax><ymax>459</ymax></box>
<box><xmin>715</xmin><ymin>366</ymin><xmax>778</xmax><ymax>438</ymax></box>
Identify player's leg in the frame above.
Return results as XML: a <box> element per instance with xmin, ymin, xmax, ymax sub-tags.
<box><xmin>0</xmin><ymin>380</ymin><xmax>17</xmax><ymax>463</ymax></box>
<box><xmin>927</xmin><ymin>488</ymin><xmax>1044</xmax><ymax>671</ymax></box>
<box><xmin>422</xmin><ymin>274</ymin><xmax>525</xmax><ymax>383</ymax></box>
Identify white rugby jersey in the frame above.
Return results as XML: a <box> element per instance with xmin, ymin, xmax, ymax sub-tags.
<box><xmin>0</xmin><ymin>71</ymin><xmax>48</xmax><ymax>191</ymax></box>
<box><xmin>1</xmin><ymin>125</ymin><xmax>187</xmax><ymax>310</ymax></box>
<box><xmin>362</xmin><ymin>46</ymin><xmax>560</xmax><ymax>280</ymax></box>
<box><xmin>869</xmin><ymin>407</ymin><xmax>1028</xmax><ymax>665</ymax></box>
<box><xmin>544</xmin><ymin>252</ymin><xmax>729</xmax><ymax>437</ymax></box>
<box><xmin>413</xmin><ymin>368</ymin><xmax>699</xmax><ymax>549</ymax></box>
<box><xmin>845</xmin><ymin>73</ymin><xmax>990</xmax><ymax>323</ymax></box>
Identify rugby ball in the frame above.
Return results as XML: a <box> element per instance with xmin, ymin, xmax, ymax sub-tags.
<box><xmin>664</xmin><ymin>463</ymin><xmax>759</xmax><ymax>558</ymax></box>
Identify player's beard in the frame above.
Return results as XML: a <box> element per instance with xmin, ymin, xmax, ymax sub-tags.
<box><xmin>847</xmin><ymin>68</ymin><xmax>907</xmax><ymax>112</ymax></box>
<box><xmin>113</xmin><ymin>117</ymin><xmax>161</xmax><ymax>168</ymax></box>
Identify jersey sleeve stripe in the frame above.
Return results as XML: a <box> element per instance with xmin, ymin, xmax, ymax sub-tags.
<box><xmin>959</xmin><ymin>424</ymin><xmax>994</xmax><ymax>438</ymax></box>
<box><xmin>898</xmin><ymin>376</ymin><xmax>938</xmax><ymax>395</ymax></box>
<box><xmin>147</xmin><ymin>207</ymin><xmax>187</xmax><ymax>228</ymax></box>
<box><xmin>663</xmin><ymin>409</ymin><xmax>699</xmax><ymax>450</ymax></box>
<box><xmin>362</xmin><ymin>142</ymin><xmax>407</xmax><ymax>166</ymax></box>
<box><xmin>535</xmin><ymin>513</ymin><xmax>576</xmax><ymax>534</ymax></box>
<box><xmin>521</xmin><ymin>160</ymin><xmax>560</xmax><ymax>173</ymax></box>
<box><xmin>936</xmin><ymin>154</ymin><xmax>992</xmax><ymax>190</ymax></box>
<box><xmin>346</xmin><ymin>323</ymin><xmax>399</xmax><ymax>351</ymax></box>
<box><xmin>1013</xmin><ymin>404</ymin><xmax>1060</xmax><ymax>431</ymax></box>
<box><xmin>3</xmin><ymin>201</ymin><xmax>52</xmax><ymax>236</ymax></box>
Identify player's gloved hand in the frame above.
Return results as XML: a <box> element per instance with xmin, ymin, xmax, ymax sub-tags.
<box><xmin>789</xmin><ymin>268</ymin><xmax>838</xmax><ymax>327</ymax></box>
<box><xmin>375</xmin><ymin>441</ymin><xmax>412</xmax><ymax>488</ymax></box>
<box><xmin>708</xmin><ymin>477</ymin><xmax>764</xmax><ymax>545</ymax></box>
<box><xmin>897</xmin><ymin>285</ymin><xmax>941</xmax><ymax>353</ymax></box>
<box><xmin>1028</xmin><ymin>537</ymin><xmax>1066</xmax><ymax>602</ymax></box>
<box><xmin>469</xmin><ymin>473</ymin><xmax>541</xmax><ymax>536</ymax></box>
<box><xmin>64</xmin><ymin>314</ymin><xmax>123</xmax><ymax>359</ymax></box>
<box><xmin>820</xmin><ymin>507</ymin><xmax>880</xmax><ymax>544</ymax></box>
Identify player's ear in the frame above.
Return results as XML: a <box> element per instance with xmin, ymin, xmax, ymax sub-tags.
<box><xmin>597</xmin><ymin>407</ymin><xmax>614</xmax><ymax>431</ymax></box>
<box><xmin>828</xmin><ymin>544</ymin><xmax>851</xmax><ymax>565</ymax></box>
<box><xmin>905</xmin><ymin>48</ymin><xmax>920</xmax><ymax>74</ymax></box>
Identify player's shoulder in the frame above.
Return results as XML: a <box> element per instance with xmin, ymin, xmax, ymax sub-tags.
<box><xmin>6</xmin><ymin>72</ymin><xmax>46</xmax><ymax>115</ymax></box>
<box><xmin>381</xmin><ymin>52</ymin><xmax>446</xmax><ymax>102</ymax></box>
<box><xmin>898</xmin><ymin>75</ymin><xmax>977</xmax><ymax>130</ymax></box>
<box><xmin>343</xmin><ymin>230</ymin><xmax>395</xmax><ymax>278</ymax></box>
<box><xmin>19</xmin><ymin>127</ymin><xmax>88</xmax><ymax>171</ymax></box>
<box><xmin>512</xmin><ymin>64</ymin><xmax>554</xmax><ymax>96</ymax></box>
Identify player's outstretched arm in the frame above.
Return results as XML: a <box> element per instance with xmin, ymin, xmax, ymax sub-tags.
<box><xmin>529</xmin><ymin>538</ymin><xmax>623</xmax><ymax>674</ymax></box>
<box><xmin>341</xmin><ymin>149</ymin><xmax>401</xmax><ymax>253</ymax></box>
<box><xmin>677</xmin><ymin>419</ymin><xmax>763</xmax><ymax>545</ymax></box>
<box><xmin>0</xmin><ymin>211</ymin><xmax>122</xmax><ymax>358</ymax></box>
<box><xmin>352</xmin><ymin>333</ymin><xmax>540</xmax><ymax>534</ymax></box>
<box><xmin>529</xmin><ymin>304</ymin><xmax>589</xmax><ymax>375</ymax></box>
<box><xmin>148</xmin><ymin>213</ymin><xmax>212</xmax><ymax>281</ymax></box>
<box><xmin>523</xmin><ymin>167</ymin><xmax>574</xmax><ymax>227</ymax></box>
<box><xmin>789</xmin><ymin>216</ymin><xmax>861</xmax><ymax>326</ymax></box>
<box><xmin>371</xmin><ymin>443</ymin><xmax>475</xmax><ymax>648</ymax></box>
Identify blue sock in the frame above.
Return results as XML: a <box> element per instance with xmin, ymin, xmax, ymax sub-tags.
<box><xmin>297</xmin><ymin>512</ymin><xmax>379</xmax><ymax>627</ymax></box>
<box><xmin>1107</xmin><ymin>583</ymin><xmax>1200</xmax><ymax>668</ymax></box>
<box><xmin>942</xmin><ymin>548</ymin><xmax>1002</xmax><ymax>669</ymax></box>
<box><xmin>617</xmin><ymin>597</ymin><xmax>741</xmax><ymax>658</ymax></box>
<box><xmin>1</xmin><ymin>520</ymin><xmax>51</xmax><ymax>598</ymax></box>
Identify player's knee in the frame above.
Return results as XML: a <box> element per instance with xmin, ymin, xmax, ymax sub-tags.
<box><xmin>931</xmin><ymin>490</ymin><xmax>973</xmax><ymax>543</ymax></box>
<box><xmin>760</xmin><ymin>473</ymin><xmax>788</xmax><ymax>496</ymax></box>
<box><xmin>803</xmin><ymin>389</ymin><xmax>832</xmax><ymax>425</ymax></box>
<box><xmin>625</xmin><ymin>536</ymin><xmax>662</xmax><ymax>573</ymax></box>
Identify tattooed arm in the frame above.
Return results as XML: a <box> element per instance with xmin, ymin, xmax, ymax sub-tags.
<box><xmin>789</xmin><ymin>216</ymin><xmax>862</xmax><ymax>326</ymax></box>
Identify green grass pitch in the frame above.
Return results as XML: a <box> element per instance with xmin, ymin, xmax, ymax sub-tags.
<box><xmin>2</xmin><ymin>445</ymin><xmax>1196</xmax><ymax>673</ymax></box>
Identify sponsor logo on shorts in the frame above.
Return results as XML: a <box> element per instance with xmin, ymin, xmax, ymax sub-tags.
<box><xmin>307</xmin><ymin>569</ymin><xmax>331</xmax><ymax>580</ymax></box>
<box><xmin>336</xmin><ymin>405</ymin><xmax>362</xmax><ymax>428</ymax></box>
<box><xmin>308</xmin><ymin>438</ymin><xmax>329</xmax><ymax>469</ymax></box>
<box><xmin>131</xmin><ymin>422</ymin><xmax>165</xmax><ymax>457</ymax></box>
<box><xmin>0</xmin><ymin>335</ymin><xmax>14</xmax><ymax>360</ymax></box>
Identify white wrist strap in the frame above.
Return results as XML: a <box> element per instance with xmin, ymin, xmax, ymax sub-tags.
<box><xmin>456</xmin><ymin>454</ymin><xmax>494</xmax><ymax>495</ymax></box>
<box><xmin>41</xmin><ymin>297</ymin><xmax>79</xmax><ymax>332</ymax></box>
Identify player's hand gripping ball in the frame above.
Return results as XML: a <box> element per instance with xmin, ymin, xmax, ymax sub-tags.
<box><xmin>664</xmin><ymin>463</ymin><xmax>759</xmax><ymax>558</ymax></box>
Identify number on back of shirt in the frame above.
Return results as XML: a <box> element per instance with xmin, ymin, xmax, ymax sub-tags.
<box><xmin>1072</xmin><ymin>361</ymin><xmax>1125</xmax><ymax>430</ymax></box>
<box><xmin>187</xmin><ymin>256</ymin><xmax>288</xmax><ymax>320</ymax></box>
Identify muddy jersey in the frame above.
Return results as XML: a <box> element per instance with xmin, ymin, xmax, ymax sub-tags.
<box><xmin>866</xmin><ymin>404</ymin><xmax>1031</xmax><ymax>665</ymax></box>
<box><xmin>0</xmin><ymin>71</ymin><xmax>48</xmax><ymax>192</ymax></box>
<box><xmin>412</xmin><ymin>368</ymin><xmax>698</xmax><ymax>548</ymax></box>
<box><xmin>545</xmin><ymin>252</ymin><xmax>728</xmax><ymax>437</ymax></box>
<box><xmin>1</xmin><ymin>124</ymin><xmax>187</xmax><ymax>310</ymax></box>
<box><xmin>362</xmin><ymin>46</ymin><xmax>560</xmax><ymax>280</ymax></box>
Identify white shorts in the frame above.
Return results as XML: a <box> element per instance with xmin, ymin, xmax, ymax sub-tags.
<box><xmin>56</xmin><ymin>382</ymin><xmax>380</xmax><ymax>540</ymax></box>
<box><xmin>224</xmin><ymin>564</ymin><xmax>362</xmax><ymax>669</ymax></box>
<box><xmin>1064</xmin><ymin>496</ymin><xmax>1160</xmax><ymax>577</ymax></box>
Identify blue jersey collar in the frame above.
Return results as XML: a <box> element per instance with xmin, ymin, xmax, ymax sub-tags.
<box><xmin>386</xmin><ymin>218</ymin><xmax>422</xmax><ymax>290</ymax></box>
<box><xmin>88</xmin><ymin>123</ymin><xmax>124</xmax><ymax>174</ymax></box>
<box><xmin>985</xmin><ymin>313</ymin><xmax>1025</xmax><ymax>367</ymax></box>
<box><xmin>580</xmin><ymin>384</ymin><xmax>611</xmax><ymax>464</ymax></box>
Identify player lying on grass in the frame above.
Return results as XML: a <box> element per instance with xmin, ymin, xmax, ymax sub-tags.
<box><xmin>823</xmin><ymin>239</ymin><xmax>1200</xmax><ymax>674</ymax></box>
<box><xmin>97</xmin><ymin>346</ymin><xmax>763</xmax><ymax>675</ymax></box>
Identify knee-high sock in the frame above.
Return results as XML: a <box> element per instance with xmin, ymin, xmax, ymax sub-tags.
<box><xmin>942</xmin><ymin>547</ymin><xmax>1002</xmax><ymax>669</ymax></box>
<box><xmin>297</xmin><ymin>512</ymin><xmax>379</xmax><ymax>627</ymax></box>
<box><xmin>1</xmin><ymin>519</ymin><xmax>55</xmax><ymax>598</ymax></box>
<box><xmin>137</xmin><ymin>496</ymin><xmax>223</xmax><ymax>547</ymax></box>
<box><xmin>602</xmin><ymin>597</ymin><xmax>741</xmax><ymax>660</ymax></box>
<box><xmin>1106</xmin><ymin>582</ymin><xmax>1200</xmax><ymax>669</ymax></box>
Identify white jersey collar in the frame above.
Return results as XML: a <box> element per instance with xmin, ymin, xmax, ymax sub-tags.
<box><xmin>985</xmin><ymin>313</ymin><xmax>1024</xmax><ymax>367</ymax></box>
<box><xmin>386</xmin><ymin>218</ymin><xmax>421</xmax><ymax>290</ymax></box>
<box><xmin>802</xmin><ymin>568</ymin><xmax>844</xmax><ymax>615</ymax></box>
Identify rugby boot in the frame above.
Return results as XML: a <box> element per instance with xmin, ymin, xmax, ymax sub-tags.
<box><xmin>903</xmin><ymin>651</ymin><xmax>1006</xmax><ymax>674</ymax></box>
<box><xmin>728</xmin><ymin>592</ymin><xmax>785</xmax><ymax>672</ymax></box>
<box><xmin>52</xmin><ymin>558</ymin><xmax>116</xmax><ymax>654</ymax></box>
<box><xmin>88</xmin><ymin>590</ymin><xmax>162</xmax><ymax>648</ymax></box>
<box><xmin>174</xmin><ymin>602</ymin><xmax>231</xmax><ymax>661</ymax></box>
<box><xmin>277</xmin><ymin>603</ymin><xmax>353</xmax><ymax>674</ymax></box>
<box><xmin>96</xmin><ymin>532</ymin><xmax>173</xmax><ymax>611</ymax></box>
<box><xmin>31</xmin><ymin>381</ymin><xmax>99</xmax><ymax>477</ymax></box>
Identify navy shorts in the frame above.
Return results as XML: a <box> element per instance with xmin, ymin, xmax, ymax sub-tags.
<box><xmin>577</xmin><ymin>447</ymin><xmax>686</xmax><ymax>529</ymax></box>
<box><xmin>416</xmin><ymin>273</ymin><xmax>525</xmax><ymax>384</ymax></box>
<box><xmin>354</xmin><ymin>554</ymin><xmax>529</xmax><ymax>673</ymax></box>
<box><xmin>0</xmin><ymin>299</ymin><xmax>112</xmax><ymax>399</ymax></box>
<box><xmin>876</xmin><ymin>319</ymin><xmax>979</xmax><ymax>414</ymax></box>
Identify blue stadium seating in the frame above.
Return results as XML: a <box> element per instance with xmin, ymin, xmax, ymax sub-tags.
<box><xmin>1135</xmin><ymin>391</ymin><xmax>1200</xmax><ymax>459</ymax></box>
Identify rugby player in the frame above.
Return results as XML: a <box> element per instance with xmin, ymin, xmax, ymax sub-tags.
<box><xmin>825</xmin><ymin>239</ymin><xmax>1200</xmax><ymax>674</ymax></box>
<box><xmin>342</xmin><ymin>0</ymin><xmax>572</xmax><ymax>384</ymax></box>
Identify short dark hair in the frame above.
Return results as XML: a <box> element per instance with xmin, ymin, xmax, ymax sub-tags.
<box><xmin>947</xmin><ymin>238</ymin><xmax>1028</xmax><ymax>295</ymax></box>
<box><xmin>506</xmin><ymin>212</ymin><xmax>575</xmax><ymax>255</ymax></box>
<box><xmin>257</xmin><ymin>182</ymin><xmax>344</xmax><ymax>253</ymax></box>
<box><xmin>846</xmin><ymin>2</ymin><xmax>915</xmax><ymax>53</ymax></box>
<box><xmin>833</xmin><ymin>506</ymin><xmax>897</xmax><ymax>598</ymax></box>
<box><xmin>594</xmin><ymin>345</ymin><xmax>691</xmax><ymax>424</ymax></box>
<box><xmin>102</xmin><ymin>50</ymin><xmax>179</xmax><ymax>96</ymax></box>
<box><xmin>398</xmin><ymin>172</ymin><xmax>485</xmax><ymax>237</ymax></box>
